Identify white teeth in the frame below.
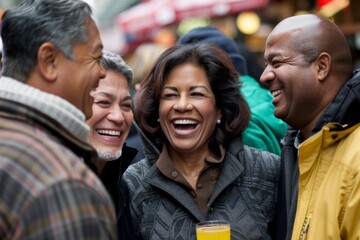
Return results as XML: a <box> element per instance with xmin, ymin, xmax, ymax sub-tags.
<box><xmin>97</xmin><ymin>129</ymin><xmax>121</xmax><ymax>136</ymax></box>
<box><xmin>271</xmin><ymin>90</ymin><xmax>283</xmax><ymax>97</ymax></box>
<box><xmin>173</xmin><ymin>119</ymin><xmax>197</xmax><ymax>125</ymax></box>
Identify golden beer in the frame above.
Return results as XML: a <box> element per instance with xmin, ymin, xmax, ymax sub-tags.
<box><xmin>196</xmin><ymin>220</ymin><xmax>230</xmax><ymax>240</ymax></box>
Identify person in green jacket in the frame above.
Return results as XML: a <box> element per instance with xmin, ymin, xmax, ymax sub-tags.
<box><xmin>177</xmin><ymin>26</ymin><xmax>287</xmax><ymax>155</ymax></box>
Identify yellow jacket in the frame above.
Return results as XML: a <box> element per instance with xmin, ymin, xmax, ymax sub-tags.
<box><xmin>292</xmin><ymin>122</ymin><xmax>360</xmax><ymax>240</ymax></box>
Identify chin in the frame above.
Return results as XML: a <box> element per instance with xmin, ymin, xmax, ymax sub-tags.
<box><xmin>274</xmin><ymin>108</ymin><xmax>286</xmax><ymax>121</ymax></box>
<box><xmin>172</xmin><ymin>143</ymin><xmax>198</xmax><ymax>152</ymax></box>
<box><xmin>97</xmin><ymin>149</ymin><xmax>122</xmax><ymax>161</ymax></box>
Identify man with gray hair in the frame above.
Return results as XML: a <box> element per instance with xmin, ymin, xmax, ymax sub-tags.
<box><xmin>0</xmin><ymin>0</ymin><xmax>116</xmax><ymax>239</ymax></box>
<box><xmin>87</xmin><ymin>50</ymin><xmax>139</xmax><ymax>213</ymax></box>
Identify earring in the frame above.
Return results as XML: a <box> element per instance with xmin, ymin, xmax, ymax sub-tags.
<box><xmin>217</xmin><ymin>119</ymin><xmax>221</xmax><ymax>124</ymax></box>
<box><xmin>157</xmin><ymin>119</ymin><xmax>160</xmax><ymax>123</ymax></box>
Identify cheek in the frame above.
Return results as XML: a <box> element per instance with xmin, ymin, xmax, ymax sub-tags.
<box><xmin>159</xmin><ymin>101</ymin><xmax>172</xmax><ymax>117</ymax></box>
<box><xmin>88</xmin><ymin>107</ymin><xmax>106</xmax><ymax>125</ymax></box>
<box><xmin>290</xmin><ymin>73</ymin><xmax>313</xmax><ymax>98</ymax></box>
<box><xmin>88</xmin><ymin>129</ymin><xmax>97</xmax><ymax>143</ymax></box>
<box><xmin>125</xmin><ymin>111</ymin><xmax>134</xmax><ymax>125</ymax></box>
<box><xmin>83</xmin><ymin>65</ymin><xmax>99</xmax><ymax>85</ymax></box>
<box><xmin>197</xmin><ymin>102</ymin><xmax>218</xmax><ymax>118</ymax></box>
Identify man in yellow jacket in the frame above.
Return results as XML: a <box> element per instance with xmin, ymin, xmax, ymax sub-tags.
<box><xmin>260</xmin><ymin>14</ymin><xmax>360</xmax><ymax>239</ymax></box>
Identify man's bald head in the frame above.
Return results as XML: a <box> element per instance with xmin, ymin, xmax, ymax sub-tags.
<box><xmin>269</xmin><ymin>14</ymin><xmax>352</xmax><ymax>79</ymax></box>
<box><xmin>261</xmin><ymin>14</ymin><xmax>354</xmax><ymax>136</ymax></box>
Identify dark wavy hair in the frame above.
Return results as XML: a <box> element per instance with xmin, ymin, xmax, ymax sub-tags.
<box><xmin>134</xmin><ymin>44</ymin><xmax>251</xmax><ymax>153</ymax></box>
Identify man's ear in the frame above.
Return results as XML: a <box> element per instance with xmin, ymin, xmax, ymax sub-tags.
<box><xmin>37</xmin><ymin>43</ymin><xmax>58</xmax><ymax>82</ymax></box>
<box><xmin>315</xmin><ymin>52</ymin><xmax>331</xmax><ymax>81</ymax></box>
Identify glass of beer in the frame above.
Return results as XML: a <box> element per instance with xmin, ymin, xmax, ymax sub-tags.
<box><xmin>196</xmin><ymin>220</ymin><xmax>230</xmax><ymax>240</ymax></box>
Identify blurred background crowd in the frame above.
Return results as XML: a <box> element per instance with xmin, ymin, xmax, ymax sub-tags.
<box><xmin>1</xmin><ymin>0</ymin><xmax>360</xmax><ymax>70</ymax></box>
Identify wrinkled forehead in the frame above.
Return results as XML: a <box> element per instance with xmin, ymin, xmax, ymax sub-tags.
<box><xmin>266</xmin><ymin>17</ymin><xmax>320</xmax><ymax>50</ymax></box>
<box><xmin>263</xmin><ymin>30</ymin><xmax>299</xmax><ymax>61</ymax></box>
<box><xmin>270</xmin><ymin>15</ymin><xmax>321</xmax><ymax>38</ymax></box>
<box><xmin>265</xmin><ymin>29</ymin><xmax>294</xmax><ymax>53</ymax></box>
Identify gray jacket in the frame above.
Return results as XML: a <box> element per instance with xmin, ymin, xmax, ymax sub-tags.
<box><xmin>118</xmin><ymin>137</ymin><xmax>280</xmax><ymax>240</ymax></box>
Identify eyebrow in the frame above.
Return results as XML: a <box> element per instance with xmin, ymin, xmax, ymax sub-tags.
<box><xmin>123</xmin><ymin>96</ymin><xmax>132</xmax><ymax>101</ymax></box>
<box><xmin>265</xmin><ymin>53</ymin><xmax>282</xmax><ymax>62</ymax></box>
<box><xmin>97</xmin><ymin>42</ymin><xmax>104</xmax><ymax>52</ymax></box>
<box><xmin>92</xmin><ymin>43</ymin><xmax>103</xmax><ymax>56</ymax></box>
<box><xmin>163</xmin><ymin>85</ymin><xmax>210</xmax><ymax>92</ymax></box>
<box><xmin>92</xmin><ymin>92</ymin><xmax>132</xmax><ymax>101</ymax></box>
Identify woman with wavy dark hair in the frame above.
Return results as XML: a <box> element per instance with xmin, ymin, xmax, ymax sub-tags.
<box><xmin>118</xmin><ymin>44</ymin><xmax>279</xmax><ymax>240</ymax></box>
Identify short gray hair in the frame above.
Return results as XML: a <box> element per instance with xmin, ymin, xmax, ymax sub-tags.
<box><xmin>101</xmin><ymin>50</ymin><xmax>133</xmax><ymax>84</ymax></box>
<box><xmin>1</xmin><ymin>0</ymin><xmax>93</xmax><ymax>82</ymax></box>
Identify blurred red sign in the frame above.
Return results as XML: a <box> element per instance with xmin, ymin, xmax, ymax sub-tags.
<box><xmin>318</xmin><ymin>0</ymin><xmax>333</xmax><ymax>8</ymax></box>
<box><xmin>116</xmin><ymin>0</ymin><xmax>269</xmax><ymax>44</ymax></box>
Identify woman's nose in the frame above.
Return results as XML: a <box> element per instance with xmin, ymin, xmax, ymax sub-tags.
<box><xmin>173</xmin><ymin>95</ymin><xmax>193</xmax><ymax>111</ymax></box>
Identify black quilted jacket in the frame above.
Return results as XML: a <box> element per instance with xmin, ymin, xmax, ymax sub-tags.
<box><xmin>118</xmin><ymin>137</ymin><xmax>280</xmax><ymax>240</ymax></box>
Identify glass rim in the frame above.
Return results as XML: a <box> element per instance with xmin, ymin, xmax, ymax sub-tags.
<box><xmin>196</xmin><ymin>220</ymin><xmax>230</xmax><ymax>227</ymax></box>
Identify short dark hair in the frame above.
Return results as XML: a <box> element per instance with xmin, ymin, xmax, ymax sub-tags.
<box><xmin>134</xmin><ymin>43</ymin><xmax>251</xmax><ymax>152</ymax></box>
<box><xmin>1</xmin><ymin>0</ymin><xmax>93</xmax><ymax>82</ymax></box>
